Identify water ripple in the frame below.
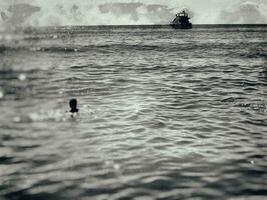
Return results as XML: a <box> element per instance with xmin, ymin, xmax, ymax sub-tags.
<box><xmin>0</xmin><ymin>26</ymin><xmax>267</xmax><ymax>200</ymax></box>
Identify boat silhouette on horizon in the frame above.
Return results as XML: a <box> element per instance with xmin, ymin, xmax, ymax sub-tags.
<box><xmin>170</xmin><ymin>10</ymin><xmax>192</xmax><ymax>29</ymax></box>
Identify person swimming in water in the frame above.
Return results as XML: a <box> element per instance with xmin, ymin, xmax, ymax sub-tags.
<box><xmin>69</xmin><ymin>98</ymin><xmax>79</xmax><ymax>114</ymax></box>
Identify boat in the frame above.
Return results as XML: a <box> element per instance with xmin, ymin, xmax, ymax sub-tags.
<box><xmin>170</xmin><ymin>10</ymin><xmax>192</xmax><ymax>29</ymax></box>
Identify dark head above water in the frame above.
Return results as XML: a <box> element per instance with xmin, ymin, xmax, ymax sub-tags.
<box><xmin>69</xmin><ymin>98</ymin><xmax>79</xmax><ymax>113</ymax></box>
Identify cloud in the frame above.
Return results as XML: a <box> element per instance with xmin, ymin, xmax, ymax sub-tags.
<box><xmin>98</xmin><ymin>3</ymin><xmax>174</xmax><ymax>24</ymax></box>
<box><xmin>3</xmin><ymin>3</ymin><xmax>40</xmax><ymax>25</ymax></box>
<box><xmin>218</xmin><ymin>1</ymin><xmax>267</xmax><ymax>24</ymax></box>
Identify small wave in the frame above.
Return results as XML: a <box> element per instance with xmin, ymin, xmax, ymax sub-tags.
<box><xmin>11</xmin><ymin>109</ymin><xmax>68</xmax><ymax>123</ymax></box>
<box><xmin>70</xmin><ymin>65</ymin><xmax>88</xmax><ymax>69</ymax></box>
<box><xmin>0</xmin><ymin>44</ymin><xmax>162</xmax><ymax>53</ymax></box>
<box><xmin>240</xmin><ymin>51</ymin><xmax>267</xmax><ymax>59</ymax></box>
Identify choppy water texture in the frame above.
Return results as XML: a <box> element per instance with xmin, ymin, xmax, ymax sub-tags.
<box><xmin>0</xmin><ymin>25</ymin><xmax>267</xmax><ymax>200</ymax></box>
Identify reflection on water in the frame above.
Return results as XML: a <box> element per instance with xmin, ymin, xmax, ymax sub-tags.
<box><xmin>0</xmin><ymin>26</ymin><xmax>267</xmax><ymax>200</ymax></box>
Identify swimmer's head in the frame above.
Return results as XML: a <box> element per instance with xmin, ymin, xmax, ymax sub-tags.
<box><xmin>69</xmin><ymin>98</ymin><xmax>79</xmax><ymax>113</ymax></box>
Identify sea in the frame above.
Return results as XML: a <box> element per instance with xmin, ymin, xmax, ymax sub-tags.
<box><xmin>0</xmin><ymin>25</ymin><xmax>266</xmax><ymax>200</ymax></box>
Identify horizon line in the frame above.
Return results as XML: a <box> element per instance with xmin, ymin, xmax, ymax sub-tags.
<box><xmin>28</xmin><ymin>24</ymin><xmax>267</xmax><ymax>28</ymax></box>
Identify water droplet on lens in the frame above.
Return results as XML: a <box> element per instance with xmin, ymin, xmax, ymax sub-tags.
<box><xmin>105</xmin><ymin>160</ymin><xmax>112</xmax><ymax>166</ymax></box>
<box><xmin>13</xmin><ymin>116</ymin><xmax>21</xmax><ymax>122</ymax></box>
<box><xmin>0</xmin><ymin>90</ymin><xmax>4</xmax><ymax>99</ymax></box>
<box><xmin>18</xmin><ymin>74</ymin><xmax>27</xmax><ymax>81</ymax></box>
<box><xmin>114</xmin><ymin>164</ymin><xmax>120</xmax><ymax>170</ymax></box>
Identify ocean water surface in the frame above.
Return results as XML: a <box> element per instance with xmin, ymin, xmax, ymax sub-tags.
<box><xmin>0</xmin><ymin>25</ymin><xmax>267</xmax><ymax>200</ymax></box>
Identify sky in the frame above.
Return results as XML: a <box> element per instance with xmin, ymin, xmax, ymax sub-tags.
<box><xmin>0</xmin><ymin>0</ymin><xmax>266</xmax><ymax>28</ymax></box>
